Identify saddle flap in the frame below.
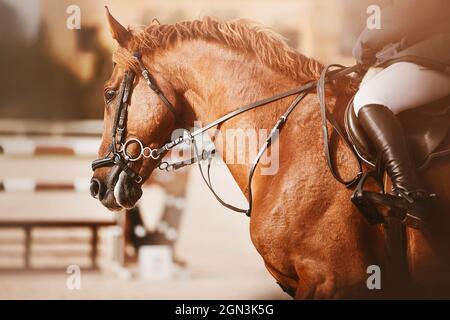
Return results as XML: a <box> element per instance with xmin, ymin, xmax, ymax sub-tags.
<box><xmin>398</xmin><ymin>95</ymin><xmax>450</xmax><ymax>160</ymax></box>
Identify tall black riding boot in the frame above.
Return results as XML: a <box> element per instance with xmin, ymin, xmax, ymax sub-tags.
<box><xmin>358</xmin><ymin>104</ymin><xmax>432</xmax><ymax>229</ymax></box>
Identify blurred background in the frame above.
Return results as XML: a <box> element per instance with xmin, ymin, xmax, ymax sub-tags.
<box><xmin>0</xmin><ymin>0</ymin><xmax>375</xmax><ymax>299</ymax></box>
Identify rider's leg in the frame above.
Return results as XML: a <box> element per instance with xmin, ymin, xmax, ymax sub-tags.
<box><xmin>353</xmin><ymin>62</ymin><xmax>450</xmax><ymax>229</ymax></box>
<box><xmin>354</xmin><ymin>62</ymin><xmax>450</xmax><ymax>116</ymax></box>
<box><xmin>358</xmin><ymin>104</ymin><xmax>429</xmax><ymax>228</ymax></box>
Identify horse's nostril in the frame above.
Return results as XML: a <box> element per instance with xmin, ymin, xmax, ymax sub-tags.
<box><xmin>90</xmin><ymin>178</ymin><xmax>103</xmax><ymax>200</ymax></box>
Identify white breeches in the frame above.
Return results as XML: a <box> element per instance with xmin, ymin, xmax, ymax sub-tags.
<box><xmin>353</xmin><ymin>62</ymin><xmax>450</xmax><ymax>116</ymax></box>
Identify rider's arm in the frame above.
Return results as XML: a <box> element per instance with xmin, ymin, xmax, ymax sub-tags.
<box><xmin>352</xmin><ymin>0</ymin><xmax>444</xmax><ymax>64</ymax></box>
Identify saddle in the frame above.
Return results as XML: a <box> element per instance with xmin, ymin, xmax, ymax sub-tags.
<box><xmin>344</xmin><ymin>94</ymin><xmax>450</xmax><ymax>224</ymax></box>
<box><xmin>345</xmin><ymin>94</ymin><xmax>450</xmax><ymax>171</ymax></box>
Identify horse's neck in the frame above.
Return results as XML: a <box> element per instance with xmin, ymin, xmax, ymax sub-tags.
<box><xmin>154</xmin><ymin>41</ymin><xmax>302</xmax><ymax>126</ymax></box>
<box><xmin>154</xmin><ymin>40</ymin><xmax>351</xmax><ymax>190</ymax></box>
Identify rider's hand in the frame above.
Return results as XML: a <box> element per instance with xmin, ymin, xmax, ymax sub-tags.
<box><xmin>352</xmin><ymin>41</ymin><xmax>377</xmax><ymax>67</ymax></box>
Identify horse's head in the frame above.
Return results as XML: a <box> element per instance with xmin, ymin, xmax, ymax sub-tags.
<box><xmin>90</xmin><ymin>8</ymin><xmax>181</xmax><ymax>211</ymax></box>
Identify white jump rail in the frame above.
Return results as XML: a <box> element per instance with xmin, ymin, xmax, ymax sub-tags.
<box><xmin>0</xmin><ymin>119</ymin><xmax>103</xmax><ymax>137</ymax></box>
<box><xmin>0</xmin><ymin>137</ymin><xmax>100</xmax><ymax>157</ymax></box>
<box><xmin>0</xmin><ymin>119</ymin><xmax>189</xmax><ymax>274</ymax></box>
<box><xmin>0</xmin><ymin>120</ymin><xmax>106</xmax><ymax>270</ymax></box>
<box><xmin>0</xmin><ymin>178</ymin><xmax>90</xmax><ymax>192</ymax></box>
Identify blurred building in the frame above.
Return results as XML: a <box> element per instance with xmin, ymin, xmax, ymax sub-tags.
<box><xmin>1</xmin><ymin>0</ymin><xmax>373</xmax><ymax>120</ymax></box>
<box><xmin>40</xmin><ymin>0</ymin><xmax>372</xmax><ymax>77</ymax></box>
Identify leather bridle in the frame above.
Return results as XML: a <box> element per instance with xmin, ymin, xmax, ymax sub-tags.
<box><xmin>92</xmin><ymin>52</ymin><xmax>363</xmax><ymax>216</ymax></box>
<box><xmin>91</xmin><ymin>53</ymin><xmax>177</xmax><ymax>184</ymax></box>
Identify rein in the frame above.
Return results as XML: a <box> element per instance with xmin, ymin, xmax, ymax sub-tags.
<box><xmin>92</xmin><ymin>53</ymin><xmax>363</xmax><ymax>216</ymax></box>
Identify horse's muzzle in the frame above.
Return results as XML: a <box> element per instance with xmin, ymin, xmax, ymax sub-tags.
<box><xmin>90</xmin><ymin>165</ymin><xmax>142</xmax><ymax>211</ymax></box>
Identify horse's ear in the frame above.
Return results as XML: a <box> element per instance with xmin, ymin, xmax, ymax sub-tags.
<box><xmin>105</xmin><ymin>6</ymin><xmax>131</xmax><ymax>48</ymax></box>
<box><xmin>151</xmin><ymin>18</ymin><xmax>161</xmax><ymax>26</ymax></box>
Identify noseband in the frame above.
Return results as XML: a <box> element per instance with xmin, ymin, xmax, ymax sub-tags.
<box><xmin>91</xmin><ymin>53</ymin><xmax>177</xmax><ymax>184</ymax></box>
<box><xmin>92</xmin><ymin>52</ymin><xmax>362</xmax><ymax>216</ymax></box>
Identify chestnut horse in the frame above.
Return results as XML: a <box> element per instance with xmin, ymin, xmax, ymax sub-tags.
<box><xmin>91</xmin><ymin>10</ymin><xmax>450</xmax><ymax>299</ymax></box>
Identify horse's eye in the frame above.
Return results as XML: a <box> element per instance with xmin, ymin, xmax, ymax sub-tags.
<box><xmin>104</xmin><ymin>89</ymin><xmax>116</xmax><ymax>102</ymax></box>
